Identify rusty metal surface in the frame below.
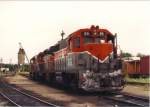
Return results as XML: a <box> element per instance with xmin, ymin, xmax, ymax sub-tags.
<box><xmin>140</xmin><ymin>56</ymin><xmax>150</xmax><ymax>75</ymax></box>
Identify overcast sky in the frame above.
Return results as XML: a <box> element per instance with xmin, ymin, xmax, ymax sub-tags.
<box><xmin>0</xmin><ymin>1</ymin><xmax>150</xmax><ymax>64</ymax></box>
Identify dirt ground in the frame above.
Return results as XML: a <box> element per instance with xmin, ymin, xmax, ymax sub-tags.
<box><xmin>123</xmin><ymin>84</ymin><xmax>149</xmax><ymax>97</ymax></box>
<box><xmin>4</xmin><ymin>75</ymin><xmax>150</xmax><ymax>107</ymax></box>
<box><xmin>4</xmin><ymin>75</ymin><xmax>106</xmax><ymax>107</ymax></box>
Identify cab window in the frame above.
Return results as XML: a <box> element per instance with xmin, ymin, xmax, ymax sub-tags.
<box><xmin>95</xmin><ymin>37</ymin><xmax>101</xmax><ymax>43</ymax></box>
<box><xmin>84</xmin><ymin>36</ymin><xmax>94</xmax><ymax>44</ymax></box>
<box><xmin>74</xmin><ymin>37</ymin><xmax>80</xmax><ymax>48</ymax></box>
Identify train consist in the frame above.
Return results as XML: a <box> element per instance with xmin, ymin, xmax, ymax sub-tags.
<box><xmin>30</xmin><ymin>25</ymin><xmax>125</xmax><ymax>91</ymax></box>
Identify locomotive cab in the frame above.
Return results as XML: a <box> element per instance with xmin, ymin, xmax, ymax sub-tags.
<box><xmin>68</xmin><ymin>25</ymin><xmax>117</xmax><ymax>62</ymax></box>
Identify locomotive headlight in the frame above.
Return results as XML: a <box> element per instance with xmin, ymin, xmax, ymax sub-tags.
<box><xmin>84</xmin><ymin>32</ymin><xmax>90</xmax><ymax>36</ymax></box>
<box><xmin>99</xmin><ymin>32</ymin><xmax>105</xmax><ymax>39</ymax></box>
<box><xmin>99</xmin><ymin>32</ymin><xmax>104</xmax><ymax>36</ymax></box>
<box><xmin>94</xmin><ymin>32</ymin><xmax>97</xmax><ymax>36</ymax></box>
<box><xmin>93</xmin><ymin>30</ymin><xmax>97</xmax><ymax>36</ymax></box>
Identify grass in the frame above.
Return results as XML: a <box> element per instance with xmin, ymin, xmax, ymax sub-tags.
<box><xmin>125</xmin><ymin>77</ymin><xmax>150</xmax><ymax>84</ymax></box>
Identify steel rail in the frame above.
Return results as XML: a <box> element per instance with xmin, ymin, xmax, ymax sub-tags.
<box><xmin>103</xmin><ymin>92</ymin><xmax>149</xmax><ymax>107</ymax></box>
<box><xmin>9</xmin><ymin>85</ymin><xmax>59</xmax><ymax>107</ymax></box>
<box><xmin>103</xmin><ymin>95</ymin><xmax>146</xmax><ymax>107</ymax></box>
<box><xmin>119</xmin><ymin>92</ymin><xmax>149</xmax><ymax>102</ymax></box>
<box><xmin>1</xmin><ymin>82</ymin><xmax>60</xmax><ymax>107</ymax></box>
<box><xmin>0</xmin><ymin>91</ymin><xmax>21</xmax><ymax>107</ymax></box>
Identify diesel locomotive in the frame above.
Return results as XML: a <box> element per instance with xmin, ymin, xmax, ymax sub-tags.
<box><xmin>30</xmin><ymin>25</ymin><xmax>125</xmax><ymax>91</ymax></box>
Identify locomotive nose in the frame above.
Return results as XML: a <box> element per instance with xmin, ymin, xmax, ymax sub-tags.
<box><xmin>85</xmin><ymin>44</ymin><xmax>113</xmax><ymax>61</ymax></box>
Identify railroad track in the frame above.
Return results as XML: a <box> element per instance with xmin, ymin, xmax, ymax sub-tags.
<box><xmin>0</xmin><ymin>81</ymin><xmax>59</xmax><ymax>107</ymax></box>
<box><xmin>102</xmin><ymin>92</ymin><xmax>149</xmax><ymax>107</ymax></box>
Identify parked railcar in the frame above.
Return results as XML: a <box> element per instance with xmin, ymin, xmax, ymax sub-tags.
<box><xmin>30</xmin><ymin>25</ymin><xmax>125</xmax><ymax>92</ymax></box>
<box><xmin>122</xmin><ymin>58</ymin><xmax>140</xmax><ymax>77</ymax></box>
<box><xmin>140</xmin><ymin>56</ymin><xmax>150</xmax><ymax>76</ymax></box>
<box><xmin>122</xmin><ymin>56</ymin><xmax>150</xmax><ymax>77</ymax></box>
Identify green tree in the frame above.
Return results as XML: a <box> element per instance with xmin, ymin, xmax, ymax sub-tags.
<box><xmin>121</xmin><ymin>52</ymin><xmax>132</xmax><ymax>58</ymax></box>
<box><xmin>136</xmin><ymin>53</ymin><xmax>145</xmax><ymax>57</ymax></box>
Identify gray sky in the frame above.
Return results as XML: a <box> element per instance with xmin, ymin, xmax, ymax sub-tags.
<box><xmin>0</xmin><ymin>1</ymin><xmax>150</xmax><ymax>64</ymax></box>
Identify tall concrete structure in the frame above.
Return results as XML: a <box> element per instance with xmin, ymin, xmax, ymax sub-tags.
<box><xmin>18</xmin><ymin>48</ymin><xmax>25</xmax><ymax>65</ymax></box>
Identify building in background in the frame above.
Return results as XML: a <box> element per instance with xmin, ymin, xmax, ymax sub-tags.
<box><xmin>18</xmin><ymin>48</ymin><xmax>25</xmax><ymax>65</ymax></box>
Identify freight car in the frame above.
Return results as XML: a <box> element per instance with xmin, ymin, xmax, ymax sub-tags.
<box><xmin>122</xmin><ymin>56</ymin><xmax>150</xmax><ymax>78</ymax></box>
<box><xmin>140</xmin><ymin>56</ymin><xmax>150</xmax><ymax>77</ymax></box>
<box><xmin>122</xmin><ymin>57</ymin><xmax>140</xmax><ymax>78</ymax></box>
<box><xmin>30</xmin><ymin>25</ymin><xmax>125</xmax><ymax>91</ymax></box>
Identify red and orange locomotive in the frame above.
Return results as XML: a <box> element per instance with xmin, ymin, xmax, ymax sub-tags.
<box><xmin>30</xmin><ymin>25</ymin><xmax>125</xmax><ymax>91</ymax></box>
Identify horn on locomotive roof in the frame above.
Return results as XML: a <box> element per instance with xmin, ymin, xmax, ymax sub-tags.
<box><xmin>91</xmin><ymin>25</ymin><xmax>95</xmax><ymax>29</ymax></box>
<box><xmin>90</xmin><ymin>25</ymin><xmax>99</xmax><ymax>29</ymax></box>
<box><xmin>61</xmin><ymin>30</ymin><xmax>65</xmax><ymax>40</ymax></box>
<box><xmin>96</xmin><ymin>25</ymin><xmax>99</xmax><ymax>29</ymax></box>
